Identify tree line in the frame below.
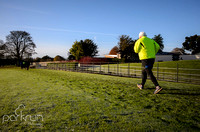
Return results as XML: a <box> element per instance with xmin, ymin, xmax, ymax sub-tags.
<box><xmin>0</xmin><ymin>31</ymin><xmax>199</xmax><ymax>65</ymax></box>
<box><xmin>68</xmin><ymin>34</ymin><xmax>164</xmax><ymax>62</ymax></box>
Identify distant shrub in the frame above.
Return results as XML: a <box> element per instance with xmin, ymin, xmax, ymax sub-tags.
<box><xmin>47</xmin><ymin>62</ymin><xmax>78</xmax><ymax>70</ymax></box>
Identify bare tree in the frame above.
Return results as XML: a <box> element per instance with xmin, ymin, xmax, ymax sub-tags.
<box><xmin>5</xmin><ymin>31</ymin><xmax>36</xmax><ymax>65</ymax></box>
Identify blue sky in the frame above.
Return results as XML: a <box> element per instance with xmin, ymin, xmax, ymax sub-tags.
<box><xmin>0</xmin><ymin>0</ymin><xmax>199</xmax><ymax>58</ymax></box>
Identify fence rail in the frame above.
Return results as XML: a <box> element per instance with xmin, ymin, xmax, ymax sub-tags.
<box><xmin>43</xmin><ymin>62</ymin><xmax>200</xmax><ymax>85</ymax></box>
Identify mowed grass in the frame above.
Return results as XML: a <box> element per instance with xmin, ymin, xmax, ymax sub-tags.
<box><xmin>116</xmin><ymin>60</ymin><xmax>200</xmax><ymax>69</ymax></box>
<box><xmin>0</xmin><ymin>68</ymin><xmax>200</xmax><ymax>131</ymax></box>
<box><xmin>107</xmin><ymin>60</ymin><xmax>200</xmax><ymax>72</ymax></box>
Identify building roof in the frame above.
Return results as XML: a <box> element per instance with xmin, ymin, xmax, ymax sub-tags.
<box><xmin>104</xmin><ymin>55</ymin><xmax>118</xmax><ymax>58</ymax></box>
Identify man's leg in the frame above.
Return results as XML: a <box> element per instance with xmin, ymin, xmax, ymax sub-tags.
<box><xmin>141</xmin><ymin>68</ymin><xmax>147</xmax><ymax>86</ymax></box>
<box><xmin>145</xmin><ymin>67</ymin><xmax>159</xmax><ymax>86</ymax></box>
<box><xmin>145</xmin><ymin>59</ymin><xmax>162</xmax><ymax>94</ymax></box>
<box><xmin>137</xmin><ymin>60</ymin><xmax>148</xmax><ymax>89</ymax></box>
<box><xmin>144</xmin><ymin>59</ymin><xmax>159</xmax><ymax>86</ymax></box>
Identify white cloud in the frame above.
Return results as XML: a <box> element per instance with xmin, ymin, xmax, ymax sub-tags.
<box><xmin>9</xmin><ymin>25</ymin><xmax>119</xmax><ymax>36</ymax></box>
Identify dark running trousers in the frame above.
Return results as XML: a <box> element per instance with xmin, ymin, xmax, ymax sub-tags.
<box><xmin>141</xmin><ymin>59</ymin><xmax>159</xmax><ymax>87</ymax></box>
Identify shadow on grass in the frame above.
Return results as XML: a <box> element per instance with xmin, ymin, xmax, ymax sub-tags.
<box><xmin>141</xmin><ymin>86</ymin><xmax>200</xmax><ymax>96</ymax></box>
<box><xmin>159</xmin><ymin>92</ymin><xmax>200</xmax><ymax>96</ymax></box>
<box><xmin>146</xmin><ymin>88</ymin><xmax>183</xmax><ymax>91</ymax></box>
<box><xmin>159</xmin><ymin>89</ymin><xmax>200</xmax><ymax>95</ymax></box>
<box><xmin>144</xmin><ymin>87</ymin><xmax>156</xmax><ymax>90</ymax></box>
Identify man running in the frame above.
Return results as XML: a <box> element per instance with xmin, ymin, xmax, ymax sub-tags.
<box><xmin>134</xmin><ymin>32</ymin><xmax>162</xmax><ymax>94</ymax></box>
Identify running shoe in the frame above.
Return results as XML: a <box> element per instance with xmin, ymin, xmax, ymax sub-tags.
<box><xmin>154</xmin><ymin>86</ymin><xmax>162</xmax><ymax>94</ymax></box>
<box><xmin>137</xmin><ymin>84</ymin><xmax>143</xmax><ymax>90</ymax></box>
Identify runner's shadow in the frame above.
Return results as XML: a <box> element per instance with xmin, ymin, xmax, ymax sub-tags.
<box><xmin>144</xmin><ymin>88</ymin><xmax>200</xmax><ymax>95</ymax></box>
<box><xmin>145</xmin><ymin>88</ymin><xmax>181</xmax><ymax>90</ymax></box>
<box><xmin>144</xmin><ymin>87</ymin><xmax>155</xmax><ymax>90</ymax></box>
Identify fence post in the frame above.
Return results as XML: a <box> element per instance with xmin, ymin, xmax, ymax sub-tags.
<box><xmin>86</xmin><ymin>62</ymin><xmax>88</xmax><ymax>73</ymax></box>
<box><xmin>128</xmin><ymin>63</ymin><xmax>130</xmax><ymax>77</ymax></box>
<box><xmin>76</xmin><ymin>63</ymin><xmax>77</xmax><ymax>72</ymax></box>
<box><xmin>163</xmin><ymin>69</ymin><xmax>165</xmax><ymax>80</ymax></box>
<box><xmin>117</xmin><ymin>62</ymin><xmax>119</xmax><ymax>75</ymax></box>
<box><xmin>135</xmin><ymin>67</ymin><xmax>136</xmax><ymax>77</ymax></box>
<box><xmin>157</xmin><ymin>63</ymin><xmax>159</xmax><ymax>80</ymax></box>
<box><xmin>108</xmin><ymin>62</ymin><xmax>109</xmax><ymax>74</ymax></box>
<box><xmin>93</xmin><ymin>62</ymin><xmax>94</xmax><ymax>73</ymax></box>
<box><xmin>177</xmin><ymin>63</ymin><xmax>179</xmax><ymax>82</ymax></box>
<box><xmin>100</xmin><ymin>62</ymin><xmax>101</xmax><ymax>74</ymax></box>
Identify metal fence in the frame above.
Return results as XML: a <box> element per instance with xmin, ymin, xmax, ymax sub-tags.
<box><xmin>45</xmin><ymin>62</ymin><xmax>200</xmax><ymax>85</ymax></box>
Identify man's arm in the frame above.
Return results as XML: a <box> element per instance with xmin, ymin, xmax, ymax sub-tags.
<box><xmin>134</xmin><ymin>40</ymin><xmax>141</xmax><ymax>53</ymax></box>
<box><xmin>154</xmin><ymin>41</ymin><xmax>160</xmax><ymax>54</ymax></box>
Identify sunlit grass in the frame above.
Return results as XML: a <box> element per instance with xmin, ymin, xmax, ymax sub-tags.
<box><xmin>0</xmin><ymin>68</ymin><xmax>200</xmax><ymax>131</ymax></box>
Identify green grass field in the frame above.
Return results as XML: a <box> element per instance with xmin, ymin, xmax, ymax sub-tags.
<box><xmin>106</xmin><ymin>60</ymin><xmax>200</xmax><ymax>73</ymax></box>
<box><xmin>112</xmin><ymin>60</ymin><xmax>200</xmax><ymax>69</ymax></box>
<box><xmin>0</xmin><ymin>67</ymin><xmax>200</xmax><ymax>131</ymax></box>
